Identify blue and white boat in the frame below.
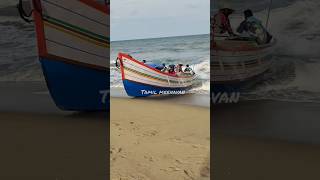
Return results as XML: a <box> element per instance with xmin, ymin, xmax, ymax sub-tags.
<box><xmin>26</xmin><ymin>0</ymin><xmax>109</xmax><ymax>111</ymax></box>
<box><xmin>117</xmin><ymin>53</ymin><xmax>197</xmax><ymax>97</ymax></box>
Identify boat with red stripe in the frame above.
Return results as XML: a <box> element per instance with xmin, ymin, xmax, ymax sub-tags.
<box><xmin>116</xmin><ymin>53</ymin><xmax>197</xmax><ymax>97</ymax></box>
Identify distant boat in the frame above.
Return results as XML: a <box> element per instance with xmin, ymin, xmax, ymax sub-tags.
<box><xmin>19</xmin><ymin>0</ymin><xmax>110</xmax><ymax>110</ymax></box>
<box><xmin>116</xmin><ymin>53</ymin><xmax>197</xmax><ymax>97</ymax></box>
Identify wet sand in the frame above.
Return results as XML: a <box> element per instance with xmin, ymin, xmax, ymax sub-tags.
<box><xmin>214</xmin><ymin>100</ymin><xmax>320</xmax><ymax>143</ymax></box>
<box><xmin>111</xmin><ymin>97</ymin><xmax>210</xmax><ymax>180</ymax></box>
<box><xmin>0</xmin><ymin>82</ymin><xmax>108</xmax><ymax>179</ymax></box>
<box><xmin>213</xmin><ymin>100</ymin><xmax>320</xmax><ymax>180</ymax></box>
<box><xmin>110</xmin><ymin>87</ymin><xmax>210</xmax><ymax>107</ymax></box>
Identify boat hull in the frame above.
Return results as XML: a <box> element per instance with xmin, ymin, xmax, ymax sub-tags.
<box><xmin>31</xmin><ymin>0</ymin><xmax>110</xmax><ymax>111</ymax></box>
<box><xmin>211</xmin><ymin>38</ymin><xmax>276</xmax><ymax>103</ymax></box>
<box><xmin>212</xmin><ymin>66</ymin><xmax>271</xmax><ymax>104</ymax></box>
<box><xmin>118</xmin><ymin>53</ymin><xmax>196</xmax><ymax>97</ymax></box>
<box><xmin>123</xmin><ymin>79</ymin><xmax>189</xmax><ymax>97</ymax></box>
<box><xmin>212</xmin><ymin>39</ymin><xmax>276</xmax><ymax>83</ymax></box>
<box><xmin>40</xmin><ymin>58</ymin><xmax>108</xmax><ymax>111</ymax></box>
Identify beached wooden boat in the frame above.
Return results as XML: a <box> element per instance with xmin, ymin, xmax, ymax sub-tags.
<box><xmin>212</xmin><ymin>35</ymin><xmax>276</xmax><ymax>83</ymax></box>
<box><xmin>211</xmin><ymin>35</ymin><xmax>276</xmax><ymax>103</ymax></box>
<box><xmin>117</xmin><ymin>53</ymin><xmax>196</xmax><ymax>97</ymax></box>
<box><xmin>26</xmin><ymin>0</ymin><xmax>109</xmax><ymax>110</ymax></box>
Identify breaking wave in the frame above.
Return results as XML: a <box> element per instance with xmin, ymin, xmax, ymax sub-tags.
<box><xmin>240</xmin><ymin>0</ymin><xmax>320</xmax><ymax>103</ymax></box>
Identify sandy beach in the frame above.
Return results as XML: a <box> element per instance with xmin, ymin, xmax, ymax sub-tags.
<box><xmin>0</xmin><ymin>82</ymin><xmax>108</xmax><ymax>179</ymax></box>
<box><xmin>213</xmin><ymin>134</ymin><xmax>320</xmax><ymax>180</ymax></box>
<box><xmin>213</xmin><ymin>100</ymin><xmax>320</xmax><ymax>180</ymax></box>
<box><xmin>110</xmin><ymin>97</ymin><xmax>210</xmax><ymax>180</ymax></box>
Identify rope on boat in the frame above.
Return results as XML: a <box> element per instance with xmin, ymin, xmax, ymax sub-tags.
<box><xmin>265</xmin><ymin>0</ymin><xmax>273</xmax><ymax>31</ymax></box>
<box><xmin>17</xmin><ymin>0</ymin><xmax>43</xmax><ymax>23</ymax></box>
<box><xmin>17</xmin><ymin>0</ymin><xmax>33</xmax><ymax>23</ymax></box>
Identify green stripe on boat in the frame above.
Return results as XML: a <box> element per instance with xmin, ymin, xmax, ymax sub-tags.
<box><xmin>44</xmin><ymin>15</ymin><xmax>109</xmax><ymax>43</ymax></box>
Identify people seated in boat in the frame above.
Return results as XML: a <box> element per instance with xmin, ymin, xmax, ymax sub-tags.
<box><xmin>177</xmin><ymin>64</ymin><xmax>183</xmax><ymax>72</ymax></box>
<box><xmin>155</xmin><ymin>63</ymin><xmax>167</xmax><ymax>71</ymax></box>
<box><xmin>142</xmin><ymin>60</ymin><xmax>146</xmax><ymax>63</ymax></box>
<box><xmin>160</xmin><ymin>63</ymin><xmax>168</xmax><ymax>72</ymax></box>
<box><xmin>155</xmin><ymin>64</ymin><xmax>163</xmax><ymax>70</ymax></box>
<box><xmin>168</xmin><ymin>68</ymin><xmax>176</xmax><ymax>75</ymax></box>
<box><xmin>236</xmin><ymin>9</ymin><xmax>273</xmax><ymax>44</ymax></box>
<box><xmin>176</xmin><ymin>64</ymin><xmax>184</xmax><ymax>76</ymax></box>
<box><xmin>115</xmin><ymin>57</ymin><xmax>120</xmax><ymax>68</ymax></box>
<box><xmin>168</xmin><ymin>65</ymin><xmax>176</xmax><ymax>75</ymax></box>
<box><xmin>184</xmin><ymin>64</ymin><xmax>194</xmax><ymax>75</ymax></box>
<box><xmin>212</xmin><ymin>8</ymin><xmax>236</xmax><ymax>37</ymax></box>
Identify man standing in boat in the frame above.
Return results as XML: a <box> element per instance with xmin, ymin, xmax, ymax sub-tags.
<box><xmin>212</xmin><ymin>8</ymin><xmax>236</xmax><ymax>37</ymax></box>
<box><xmin>237</xmin><ymin>9</ymin><xmax>273</xmax><ymax>44</ymax></box>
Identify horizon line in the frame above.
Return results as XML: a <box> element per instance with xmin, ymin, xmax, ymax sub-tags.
<box><xmin>111</xmin><ymin>33</ymin><xmax>209</xmax><ymax>42</ymax></box>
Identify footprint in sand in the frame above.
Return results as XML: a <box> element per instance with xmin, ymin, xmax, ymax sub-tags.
<box><xmin>169</xmin><ymin>166</ymin><xmax>181</xmax><ymax>172</ymax></box>
<box><xmin>183</xmin><ymin>169</ymin><xmax>196</xmax><ymax>180</ymax></box>
<box><xmin>199</xmin><ymin>156</ymin><xmax>210</xmax><ymax>180</ymax></box>
<box><xmin>143</xmin><ymin>155</ymin><xmax>155</xmax><ymax>162</ymax></box>
<box><xmin>128</xmin><ymin>122</ymin><xmax>141</xmax><ymax>133</ymax></box>
<box><xmin>111</xmin><ymin>147</ymin><xmax>127</xmax><ymax>161</ymax></box>
<box><xmin>142</xmin><ymin>129</ymin><xmax>159</xmax><ymax>137</ymax></box>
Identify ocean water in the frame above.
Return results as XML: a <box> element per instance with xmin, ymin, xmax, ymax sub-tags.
<box><xmin>212</xmin><ymin>0</ymin><xmax>298</xmax><ymax>12</ymax></box>
<box><xmin>110</xmin><ymin>34</ymin><xmax>210</xmax><ymax>95</ymax></box>
<box><xmin>0</xmin><ymin>0</ymin><xmax>43</xmax><ymax>81</ymax></box>
<box><xmin>1</xmin><ymin>0</ymin><xmax>320</xmax><ymax>103</ymax></box>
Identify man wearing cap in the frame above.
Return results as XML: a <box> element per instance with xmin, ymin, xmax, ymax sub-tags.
<box><xmin>212</xmin><ymin>8</ymin><xmax>235</xmax><ymax>36</ymax></box>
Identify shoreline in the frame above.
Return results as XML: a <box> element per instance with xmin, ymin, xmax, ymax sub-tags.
<box><xmin>0</xmin><ymin>81</ymin><xmax>62</xmax><ymax>113</ymax></box>
<box><xmin>111</xmin><ymin>87</ymin><xmax>210</xmax><ymax>108</ymax></box>
<box><xmin>213</xmin><ymin>99</ymin><xmax>320</xmax><ymax>144</ymax></box>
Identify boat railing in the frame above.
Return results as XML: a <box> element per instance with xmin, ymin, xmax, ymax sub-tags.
<box><xmin>213</xmin><ymin>48</ymin><xmax>274</xmax><ymax>75</ymax></box>
<box><xmin>166</xmin><ymin>76</ymin><xmax>171</xmax><ymax>86</ymax></box>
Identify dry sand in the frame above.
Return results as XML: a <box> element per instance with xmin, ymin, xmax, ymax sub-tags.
<box><xmin>0</xmin><ymin>111</ymin><xmax>108</xmax><ymax>180</ymax></box>
<box><xmin>110</xmin><ymin>98</ymin><xmax>210</xmax><ymax>180</ymax></box>
<box><xmin>213</xmin><ymin>134</ymin><xmax>320</xmax><ymax>180</ymax></box>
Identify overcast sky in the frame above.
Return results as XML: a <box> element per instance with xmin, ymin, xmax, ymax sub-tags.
<box><xmin>111</xmin><ymin>0</ymin><xmax>210</xmax><ymax>41</ymax></box>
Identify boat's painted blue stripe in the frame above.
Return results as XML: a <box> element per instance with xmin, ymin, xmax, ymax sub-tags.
<box><xmin>40</xmin><ymin>58</ymin><xmax>108</xmax><ymax>111</ymax></box>
<box><xmin>123</xmin><ymin>79</ymin><xmax>189</xmax><ymax>97</ymax></box>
